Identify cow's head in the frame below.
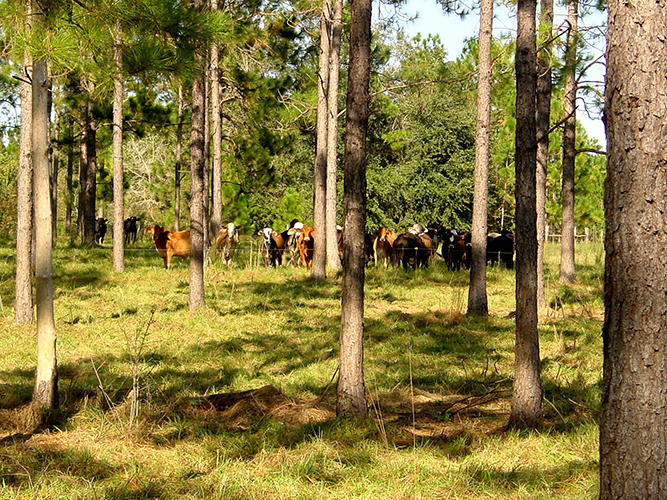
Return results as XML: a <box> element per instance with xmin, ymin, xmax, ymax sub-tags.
<box><xmin>226</xmin><ymin>223</ymin><xmax>243</xmax><ymax>241</ymax></box>
<box><xmin>260</xmin><ymin>227</ymin><xmax>273</xmax><ymax>245</ymax></box>
<box><xmin>145</xmin><ymin>224</ymin><xmax>164</xmax><ymax>239</ymax></box>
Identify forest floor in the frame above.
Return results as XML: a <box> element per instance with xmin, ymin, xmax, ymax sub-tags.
<box><xmin>0</xmin><ymin>239</ymin><xmax>603</xmax><ymax>499</ymax></box>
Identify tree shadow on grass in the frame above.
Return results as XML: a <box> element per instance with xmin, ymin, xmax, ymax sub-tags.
<box><xmin>0</xmin><ymin>447</ymin><xmax>116</xmax><ymax>488</ymax></box>
<box><xmin>208</xmin><ymin>277</ymin><xmax>341</xmax><ymax>318</ymax></box>
<box><xmin>460</xmin><ymin>458</ymin><xmax>599</xmax><ymax>496</ymax></box>
<box><xmin>0</xmin><ymin>267</ymin><xmax>602</xmax><ymax>489</ymax></box>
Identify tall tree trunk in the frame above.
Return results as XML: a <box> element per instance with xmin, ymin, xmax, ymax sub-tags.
<box><xmin>32</xmin><ymin>54</ymin><xmax>58</xmax><ymax>410</ymax></box>
<box><xmin>175</xmin><ymin>85</ymin><xmax>183</xmax><ymax>232</ymax></box>
<box><xmin>600</xmin><ymin>0</ymin><xmax>667</xmax><ymax>495</ymax></box>
<box><xmin>203</xmin><ymin>72</ymin><xmax>210</xmax><ymax>247</ymax></box>
<box><xmin>65</xmin><ymin>114</ymin><xmax>73</xmax><ymax>236</ymax></box>
<box><xmin>15</xmin><ymin>49</ymin><xmax>34</xmax><ymax>326</ymax></box>
<box><xmin>508</xmin><ymin>0</ymin><xmax>541</xmax><ymax>429</ymax></box>
<box><xmin>325</xmin><ymin>0</ymin><xmax>343</xmax><ymax>271</ymax></box>
<box><xmin>467</xmin><ymin>0</ymin><xmax>493</xmax><ymax>315</ymax></box>
<box><xmin>189</xmin><ymin>19</ymin><xmax>207</xmax><ymax>311</ymax></box>
<box><xmin>559</xmin><ymin>0</ymin><xmax>578</xmax><ymax>284</ymax></box>
<box><xmin>337</xmin><ymin>0</ymin><xmax>371</xmax><ymax>420</ymax></box>
<box><xmin>112</xmin><ymin>21</ymin><xmax>125</xmax><ymax>273</ymax></box>
<box><xmin>79</xmin><ymin>99</ymin><xmax>97</xmax><ymax>245</ymax></box>
<box><xmin>51</xmin><ymin>105</ymin><xmax>59</xmax><ymax>243</ymax></box>
<box><xmin>312</xmin><ymin>0</ymin><xmax>332</xmax><ymax>281</ymax></box>
<box><xmin>210</xmin><ymin>0</ymin><xmax>222</xmax><ymax>240</ymax></box>
<box><xmin>536</xmin><ymin>0</ymin><xmax>553</xmax><ymax>309</ymax></box>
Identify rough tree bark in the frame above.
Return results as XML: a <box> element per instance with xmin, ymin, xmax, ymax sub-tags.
<box><xmin>600</xmin><ymin>0</ymin><xmax>667</xmax><ymax>495</ymax></box>
<box><xmin>312</xmin><ymin>0</ymin><xmax>332</xmax><ymax>281</ymax></box>
<box><xmin>325</xmin><ymin>0</ymin><xmax>343</xmax><ymax>271</ymax></box>
<box><xmin>508</xmin><ymin>0</ymin><xmax>541</xmax><ymax>429</ymax></box>
<box><xmin>65</xmin><ymin>113</ymin><xmax>73</xmax><ymax>235</ymax></box>
<box><xmin>202</xmin><ymin>73</ymin><xmax>210</xmax><ymax>247</ymax></box>
<box><xmin>51</xmin><ymin>109</ymin><xmax>59</xmax><ymax>243</ymax></box>
<box><xmin>32</xmin><ymin>53</ymin><xmax>58</xmax><ymax>410</ymax></box>
<box><xmin>15</xmin><ymin>47</ymin><xmax>34</xmax><ymax>326</ymax></box>
<box><xmin>559</xmin><ymin>0</ymin><xmax>578</xmax><ymax>284</ymax></box>
<box><xmin>112</xmin><ymin>21</ymin><xmax>125</xmax><ymax>273</ymax></box>
<box><xmin>536</xmin><ymin>0</ymin><xmax>553</xmax><ymax>309</ymax></box>
<box><xmin>175</xmin><ymin>85</ymin><xmax>183</xmax><ymax>232</ymax></box>
<box><xmin>189</xmin><ymin>6</ymin><xmax>207</xmax><ymax>311</ymax></box>
<box><xmin>467</xmin><ymin>0</ymin><xmax>493</xmax><ymax>315</ymax></box>
<box><xmin>210</xmin><ymin>0</ymin><xmax>223</xmax><ymax>239</ymax></box>
<box><xmin>337</xmin><ymin>0</ymin><xmax>371</xmax><ymax>420</ymax></box>
<box><xmin>78</xmin><ymin>99</ymin><xmax>97</xmax><ymax>245</ymax></box>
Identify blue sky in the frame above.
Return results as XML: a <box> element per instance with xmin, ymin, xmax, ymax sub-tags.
<box><xmin>400</xmin><ymin>0</ymin><xmax>607</xmax><ymax>147</ymax></box>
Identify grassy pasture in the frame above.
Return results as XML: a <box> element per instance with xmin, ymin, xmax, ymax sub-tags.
<box><xmin>0</xmin><ymin>237</ymin><xmax>603</xmax><ymax>499</ymax></box>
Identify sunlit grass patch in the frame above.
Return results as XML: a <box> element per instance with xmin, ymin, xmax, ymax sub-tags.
<box><xmin>0</xmin><ymin>241</ymin><xmax>603</xmax><ymax>499</ymax></box>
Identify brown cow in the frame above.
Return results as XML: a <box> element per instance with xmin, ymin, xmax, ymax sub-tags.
<box><xmin>372</xmin><ymin>227</ymin><xmax>397</xmax><ymax>268</ymax></box>
<box><xmin>145</xmin><ymin>224</ymin><xmax>191</xmax><ymax>269</ymax></box>
<box><xmin>215</xmin><ymin>222</ymin><xmax>242</xmax><ymax>266</ymax></box>
<box><xmin>289</xmin><ymin>224</ymin><xmax>314</xmax><ymax>268</ymax></box>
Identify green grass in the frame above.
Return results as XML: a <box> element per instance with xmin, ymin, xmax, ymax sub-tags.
<box><xmin>0</xmin><ymin>238</ymin><xmax>603</xmax><ymax>499</ymax></box>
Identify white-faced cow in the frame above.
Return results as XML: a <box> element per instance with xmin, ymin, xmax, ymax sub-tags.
<box><xmin>487</xmin><ymin>230</ymin><xmax>514</xmax><ymax>269</ymax></box>
<box><xmin>215</xmin><ymin>222</ymin><xmax>242</xmax><ymax>266</ymax></box>
<box><xmin>439</xmin><ymin>229</ymin><xmax>471</xmax><ymax>271</ymax></box>
<box><xmin>285</xmin><ymin>221</ymin><xmax>305</xmax><ymax>266</ymax></box>
<box><xmin>259</xmin><ymin>227</ymin><xmax>285</xmax><ymax>267</ymax></box>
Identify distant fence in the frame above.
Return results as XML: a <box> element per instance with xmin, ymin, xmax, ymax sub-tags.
<box><xmin>546</xmin><ymin>227</ymin><xmax>602</xmax><ymax>244</ymax></box>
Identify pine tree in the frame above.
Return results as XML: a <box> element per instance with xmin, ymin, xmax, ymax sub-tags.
<box><xmin>559</xmin><ymin>0</ymin><xmax>578</xmax><ymax>284</ymax></box>
<box><xmin>189</xmin><ymin>0</ymin><xmax>207</xmax><ymax>311</ymax></box>
<box><xmin>31</xmin><ymin>9</ymin><xmax>58</xmax><ymax>410</ymax></box>
<box><xmin>312</xmin><ymin>0</ymin><xmax>332</xmax><ymax>281</ymax></box>
<box><xmin>508</xmin><ymin>0</ymin><xmax>541</xmax><ymax>429</ymax></box>
<box><xmin>467</xmin><ymin>0</ymin><xmax>493</xmax><ymax>315</ymax></box>
<box><xmin>325</xmin><ymin>0</ymin><xmax>343</xmax><ymax>271</ymax></box>
<box><xmin>15</xmin><ymin>16</ymin><xmax>34</xmax><ymax>325</ymax></box>
<box><xmin>337</xmin><ymin>0</ymin><xmax>372</xmax><ymax>420</ymax></box>
<box><xmin>535</xmin><ymin>0</ymin><xmax>553</xmax><ymax>309</ymax></box>
<box><xmin>112</xmin><ymin>19</ymin><xmax>125</xmax><ymax>273</ymax></box>
<box><xmin>600</xmin><ymin>0</ymin><xmax>667</xmax><ymax>493</ymax></box>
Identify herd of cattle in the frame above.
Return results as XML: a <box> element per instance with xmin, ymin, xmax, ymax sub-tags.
<box><xmin>99</xmin><ymin>216</ymin><xmax>514</xmax><ymax>271</ymax></box>
<box><xmin>257</xmin><ymin>222</ymin><xmax>515</xmax><ymax>271</ymax></box>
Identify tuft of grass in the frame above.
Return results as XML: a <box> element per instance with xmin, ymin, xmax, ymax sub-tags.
<box><xmin>0</xmin><ymin>240</ymin><xmax>602</xmax><ymax>499</ymax></box>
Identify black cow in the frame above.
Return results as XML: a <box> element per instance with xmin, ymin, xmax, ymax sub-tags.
<box><xmin>426</xmin><ymin>223</ymin><xmax>445</xmax><ymax>260</ymax></box>
<box><xmin>124</xmin><ymin>217</ymin><xmax>140</xmax><ymax>244</ymax></box>
<box><xmin>94</xmin><ymin>218</ymin><xmax>108</xmax><ymax>244</ymax></box>
<box><xmin>440</xmin><ymin>229</ymin><xmax>472</xmax><ymax>271</ymax></box>
<box><xmin>393</xmin><ymin>232</ymin><xmax>431</xmax><ymax>270</ymax></box>
<box><xmin>487</xmin><ymin>230</ymin><xmax>514</xmax><ymax>269</ymax></box>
